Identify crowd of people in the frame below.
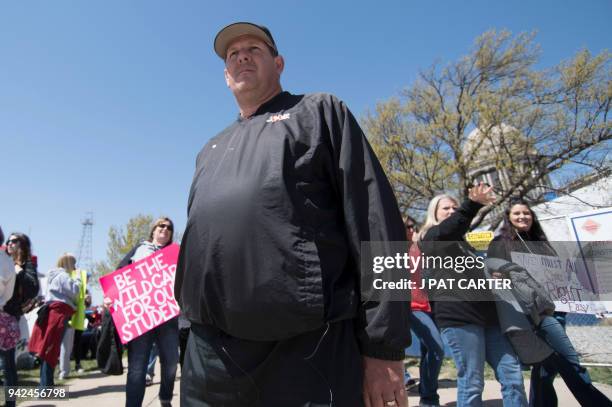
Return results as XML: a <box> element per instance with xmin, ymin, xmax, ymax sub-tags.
<box><xmin>2</xmin><ymin>195</ymin><xmax>610</xmax><ymax>407</ymax></box>
<box><xmin>0</xmin><ymin>220</ymin><xmax>183</xmax><ymax>407</ymax></box>
<box><xmin>0</xmin><ymin>227</ymin><xmax>102</xmax><ymax>407</ymax></box>
<box><xmin>406</xmin><ymin>190</ymin><xmax>612</xmax><ymax>406</ymax></box>
<box><xmin>2</xmin><ymin>21</ymin><xmax>611</xmax><ymax>407</ymax></box>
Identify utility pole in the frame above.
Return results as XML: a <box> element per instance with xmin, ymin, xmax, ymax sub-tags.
<box><xmin>76</xmin><ymin>212</ymin><xmax>94</xmax><ymax>274</ymax></box>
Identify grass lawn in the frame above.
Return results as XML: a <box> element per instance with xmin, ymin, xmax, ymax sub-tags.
<box><xmin>405</xmin><ymin>356</ymin><xmax>612</xmax><ymax>385</ymax></box>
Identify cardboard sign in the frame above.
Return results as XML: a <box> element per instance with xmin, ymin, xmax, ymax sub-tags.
<box><xmin>510</xmin><ymin>251</ymin><xmax>608</xmax><ymax>314</ymax></box>
<box><xmin>99</xmin><ymin>243</ymin><xmax>180</xmax><ymax>343</ymax></box>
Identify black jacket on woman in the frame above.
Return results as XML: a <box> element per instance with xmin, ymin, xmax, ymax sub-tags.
<box><xmin>419</xmin><ymin>199</ymin><xmax>497</xmax><ymax>328</ymax></box>
<box><xmin>4</xmin><ymin>260</ymin><xmax>39</xmax><ymax>318</ymax></box>
<box><xmin>487</xmin><ymin>233</ymin><xmax>557</xmax><ymax>262</ymax></box>
<box><xmin>487</xmin><ymin>229</ymin><xmax>563</xmax><ymax>321</ymax></box>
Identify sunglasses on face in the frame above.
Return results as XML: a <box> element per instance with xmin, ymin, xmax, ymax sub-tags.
<box><xmin>157</xmin><ymin>224</ymin><xmax>173</xmax><ymax>231</ymax></box>
<box><xmin>6</xmin><ymin>239</ymin><xmax>18</xmax><ymax>245</ymax></box>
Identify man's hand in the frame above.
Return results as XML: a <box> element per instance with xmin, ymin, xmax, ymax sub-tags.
<box><xmin>363</xmin><ymin>356</ymin><xmax>408</xmax><ymax>407</ymax></box>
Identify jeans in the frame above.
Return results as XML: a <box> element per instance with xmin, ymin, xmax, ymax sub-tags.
<box><xmin>147</xmin><ymin>342</ymin><xmax>159</xmax><ymax>377</ymax></box>
<box><xmin>126</xmin><ymin>317</ymin><xmax>179</xmax><ymax>407</ymax></box>
<box><xmin>442</xmin><ymin>324</ymin><xmax>527</xmax><ymax>407</ymax></box>
<box><xmin>0</xmin><ymin>347</ymin><xmax>17</xmax><ymax>407</ymax></box>
<box><xmin>40</xmin><ymin>360</ymin><xmax>55</xmax><ymax>387</ymax></box>
<box><xmin>409</xmin><ymin>311</ymin><xmax>444</xmax><ymax>405</ymax></box>
<box><xmin>530</xmin><ymin>315</ymin><xmax>611</xmax><ymax>406</ymax></box>
<box><xmin>40</xmin><ymin>317</ymin><xmax>70</xmax><ymax>388</ymax></box>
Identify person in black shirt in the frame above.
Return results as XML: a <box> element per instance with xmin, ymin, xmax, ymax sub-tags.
<box><xmin>419</xmin><ymin>185</ymin><xmax>527</xmax><ymax>406</ymax></box>
<box><xmin>175</xmin><ymin>22</ymin><xmax>411</xmax><ymax>407</ymax></box>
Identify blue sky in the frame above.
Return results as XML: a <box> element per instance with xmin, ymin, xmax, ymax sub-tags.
<box><xmin>1</xmin><ymin>1</ymin><xmax>610</xmax><ymax>302</ymax></box>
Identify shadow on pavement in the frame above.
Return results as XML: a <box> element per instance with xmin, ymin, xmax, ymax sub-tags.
<box><xmin>69</xmin><ymin>384</ymin><xmax>125</xmax><ymax>397</ymax></box>
<box><xmin>72</xmin><ymin>371</ymin><xmax>112</xmax><ymax>380</ymax></box>
<box><xmin>438</xmin><ymin>378</ymin><xmax>458</xmax><ymax>389</ymax></box>
<box><xmin>443</xmin><ymin>400</ymin><xmax>503</xmax><ymax>407</ymax></box>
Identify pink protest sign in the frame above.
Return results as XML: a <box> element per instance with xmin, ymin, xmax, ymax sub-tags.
<box><xmin>99</xmin><ymin>243</ymin><xmax>181</xmax><ymax>344</ymax></box>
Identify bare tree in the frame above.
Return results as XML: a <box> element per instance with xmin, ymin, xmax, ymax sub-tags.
<box><xmin>365</xmin><ymin>30</ymin><xmax>611</xmax><ymax>228</ymax></box>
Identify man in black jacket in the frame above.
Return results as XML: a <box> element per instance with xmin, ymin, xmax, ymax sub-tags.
<box><xmin>175</xmin><ymin>22</ymin><xmax>411</xmax><ymax>407</ymax></box>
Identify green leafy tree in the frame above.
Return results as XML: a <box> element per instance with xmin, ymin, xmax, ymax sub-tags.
<box><xmin>365</xmin><ymin>30</ymin><xmax>611</xmax><ymax>228</ymax></box>
<box><xmin>93</xmin><ymin>214</ymin><xmax>154</xmax><ymax>279</ymax></box>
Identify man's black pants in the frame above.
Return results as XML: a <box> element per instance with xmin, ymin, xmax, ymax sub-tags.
<box><xmin>181</xmin><ymin>320</ymin><xmax>364</xmax><ymax>407</ymax></box>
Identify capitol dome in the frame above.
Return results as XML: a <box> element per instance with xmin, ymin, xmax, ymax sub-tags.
<box><xmin>464</xmin><ymin>122</ymin><xmax>550</xmax><ymax>198</ymax></box>
<box><xmin>463</xmin><ymin>123</ymin><xmax>535</xmax><ymax>167</ymax></box>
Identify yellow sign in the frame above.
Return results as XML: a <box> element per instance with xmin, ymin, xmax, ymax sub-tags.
<box><xmin>465</xmin><ymin>231</ymin><xmax>494</xmax><ymax>251</ymax></box>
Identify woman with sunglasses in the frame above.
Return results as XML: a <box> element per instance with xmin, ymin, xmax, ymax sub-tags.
<box><xmin>487</xmin><ymin>199</ymin><xmax>611</xmax><ymax>406</ymax></box>
<box><xmin>0</xmin><ymin>227</ymin><xmax>18</xmax><ymax>407</ymax></box>
<box><xmin>1</xmin><ymin>232</ymin><xmax>39</xmax><ymax>407</ymax></box>
<box><xmin>404</xmin><ymin>216</ymin><xmax>445</xmax><ymax>407</ymax></box>
<box><xmin>3</xmin><ymin>233</ymin><xmax>39</xmax><ymax>316</ymax></box>
<box><xmin>105</xmin><ymin>217</ymin><xmax>179</xmax><ymax>407</ymax></box>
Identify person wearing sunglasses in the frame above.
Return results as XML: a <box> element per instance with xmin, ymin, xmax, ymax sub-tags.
<box><xmin>403</xmin><ymin>217</ymin><xmax>445</xmax><ymax>407</ymax></box>
<box><xmin>0</xmin><ymin>227</ymin><xmax>17</xmax><ymax>407</ymax></box>
<box><xmin>2</xmin><ymin>232</ymin><xmax>39</xmax><ymax>407</ymax></box>
<box><xmin>105</xmin><ymin>217</ymin><xmax>179</xmax><ymax>407</ymax></box>
<box><xmin>4</xmin><ymin>232</ymin><xmax>40</xmax><ymax>312</ymax></box>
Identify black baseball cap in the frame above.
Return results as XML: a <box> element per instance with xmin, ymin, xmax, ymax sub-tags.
<box><xmin>214</xmin><ymin>22</ymin><xmax>277</xmax><ymax>60</ymax></box>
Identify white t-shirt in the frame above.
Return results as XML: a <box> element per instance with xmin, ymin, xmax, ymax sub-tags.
<box><xmin>131</xmin><ymin>241</ymin><xmax>161</xmax><ymax>263</ymax></box>
<box><xmin>0</xmin><ymin>251</ymin><xmax>16</xmax><ymax>309</ymax></box>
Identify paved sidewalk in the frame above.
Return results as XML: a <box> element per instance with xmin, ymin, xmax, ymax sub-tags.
<box><xmin>19</xmin><ymin>361</ymin><xmax>182</xmax><ymax>407</ymax></box>
<box><xmin>17</xmin><ymin>365</ymin><xmax>612</xmax><ymax>406</ymax></box>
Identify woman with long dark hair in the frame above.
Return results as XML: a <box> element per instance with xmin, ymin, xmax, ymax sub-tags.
<box><xmin>4</xmin><ymin>233</ymin><xmax>39</xmax><ymax>315</ymax></box>
<box><xmin>492</xmin><ymin>198</ymin><xmax>555</xmax><ymax>259</ymax></box>
<box><xmin>2</xmin><ymin>232</ymin><xmax>39</xmax><ymax>407</ymax></box>
<box><xmin>488</xmin><ymin>199</ymin><xmax>611</xmax><ymax>406</ymax></box>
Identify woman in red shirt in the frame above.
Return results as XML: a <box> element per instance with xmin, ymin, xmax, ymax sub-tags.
<box><xmin>405</xmin><ymin>216</ymin><xmax>445</xmax><ymax>407</ymax></box>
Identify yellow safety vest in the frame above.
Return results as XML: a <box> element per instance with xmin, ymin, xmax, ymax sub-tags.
<box><xmin>69</xmin><ymin>269</ymin><xmax>88</xmax><ymax>330</ymax></box>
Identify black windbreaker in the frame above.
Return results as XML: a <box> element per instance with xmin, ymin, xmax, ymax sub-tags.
<box><xmin>175</xmin><ymin>91</ymin><xmax>411</xmax><ymax>360</ymax></box>
<box><xmin>419</xmin><ymin>199</ymin><xmax>498</xmax><ymax>328</ymax></box>
<box><xmin>4</xmin><ymin>260</ymin><xmax>39</xmax><ymax>317</ymax></box>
